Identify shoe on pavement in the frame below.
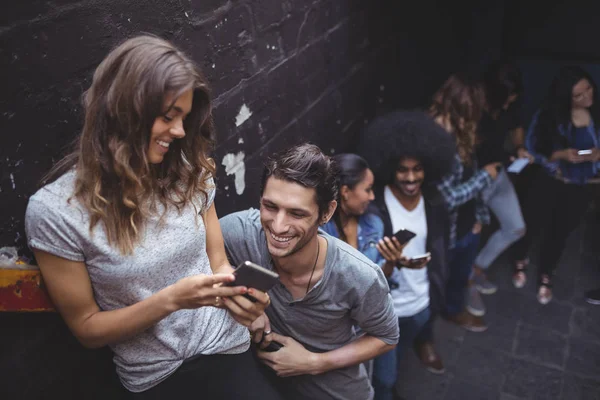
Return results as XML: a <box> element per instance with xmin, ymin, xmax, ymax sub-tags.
<box><xmin>466</xmin><ymin>286</ymin><xmax>486</xmax><ymax>316</ymax></box>
<box><xmin>473</xmin><ymin>273</ymin><xmax>498</xmax><ymax>294</ymax></box>
<box><xmin>445</xmin><ymin>310</ymin><xmax>488</xmax><ymax>333</ymax></box>
<box><xmin>414</xmin><ymin>341</ymin><xmax>445</xmax><ymax>374</ymax></box>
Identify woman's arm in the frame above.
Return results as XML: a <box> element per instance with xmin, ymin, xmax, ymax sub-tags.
<box><xmin>203</xmin><ymin>203</ymin><xmax>271</xmax><ymax>326</ymax></box>
<box><xmin>34</xmin><ymin>250</ymin><xmax>244</xmax><ymax>349</ymax></box>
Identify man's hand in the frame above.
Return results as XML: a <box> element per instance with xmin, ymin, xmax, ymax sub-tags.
<box><xmin>398</xmin><ymin>255</ymin><xmax>430</xmax><ymax>270</ymax></box>
<box><xmin>472</xmin><ymin>222</ymin><xmax>482</xmax><ymax>235</ymax></box>
<box><xmin>249</xmin><ymin>313</ymin><xmax>272</xmax><ymax>345</ymax></box>
<box><xmin>221</xmin><ymin>288</ymin><xmax>271</xmax><ymax>327</ymax></box>
<box><xmin>256</xmin><ymin>333</ymin><xmax>322</xmax><ymax>377</ymax></box>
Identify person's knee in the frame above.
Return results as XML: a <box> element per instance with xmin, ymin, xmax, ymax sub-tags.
<box><xmin>514</xmin><ymin>226</ymin><xmax>526</xmax><ymax>240</ymax></box>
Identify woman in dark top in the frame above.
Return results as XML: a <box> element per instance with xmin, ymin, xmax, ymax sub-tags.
<box><xmin>516</xmin><ymin>66</ymin><xmax>600</xmax><ymax>304</ymax></box>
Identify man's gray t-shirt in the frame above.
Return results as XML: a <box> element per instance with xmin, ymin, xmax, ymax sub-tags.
<box><xmin>25</xmin><ymin>170</ymin><xmax>249</xmax><ymax>392</ymax></box>
<box><xmin>220</xmin><ymin>209</ymin><xmax>399</xmax><ymax>400</ymax></box>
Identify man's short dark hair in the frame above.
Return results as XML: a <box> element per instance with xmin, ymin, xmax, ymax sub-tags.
<box><xmin>261</xmin><ymin>143</ymin><xmax>338</xmax><ymax>219</ymax></box>
<box><xmin>357</xmin><ymin>110</ymin><xmax>456</xmax><ymax>187</ymax></box>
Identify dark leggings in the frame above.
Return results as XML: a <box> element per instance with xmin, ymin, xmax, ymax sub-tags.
<box><xmin>130</xmin><ymin>349</ymin><xmax>284</xmax><ymax>400</ymax></box>
<box><xmin>513</xmin><ymin>173</ymin><xmax>591</xmax><ymax>278</ymax></box>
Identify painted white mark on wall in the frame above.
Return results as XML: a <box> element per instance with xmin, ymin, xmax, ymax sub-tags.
<box><xmin>235</xmin><ymin>104</ymin><xmax>252</xmax><ymax>127</ymax></box>
<box><xmin>10</xmin><ymin>173</ymin><xmax>15</xmax><ymax>190</ymax></box>
<box><xmin>221</xmin><ymin>152</ymin><xmax>246</xmax><ymax>195</ymax></box>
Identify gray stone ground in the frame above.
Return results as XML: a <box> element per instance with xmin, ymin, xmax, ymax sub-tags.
<box><xmin>395</xmin><ymin>215</ymin><xmax>600</xmax><ymax>400</ymax></box>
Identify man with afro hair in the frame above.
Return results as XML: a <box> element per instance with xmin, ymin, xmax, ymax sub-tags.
<box><xmin>357</xmin><ymin>110</ymin><xmax>455</xmax><ymax>400</ymax></box>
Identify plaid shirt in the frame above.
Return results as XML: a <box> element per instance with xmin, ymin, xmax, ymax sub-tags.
<box><xmin>436</xmin><ymin>154</ymin><xmax>492</xmax><ymax>249</ymax></box>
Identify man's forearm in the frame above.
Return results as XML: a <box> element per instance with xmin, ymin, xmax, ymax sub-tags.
<box><xmin>310</xmin><ymin>335</ymin><xmax>395</xmax><ymax>375</ymax></box>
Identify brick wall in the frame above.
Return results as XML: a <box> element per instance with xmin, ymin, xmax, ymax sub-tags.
<box><xmin>0</xmin><ymin>1</ymin><xmax>463</xmax><ymax>398</ymax></box>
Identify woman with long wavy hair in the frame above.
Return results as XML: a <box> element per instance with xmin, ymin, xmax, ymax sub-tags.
<box><xmin>514</xmin><ymin>66</ymin><xmax>600</xmax><ymax>304</ymax></box>
<box><xmin>25</xmin><ymin>35</ymin><xmax>282</xmax><ymax>399</ymax></box>
<box><xmin>430</xmin><ymin>73</ymin><xmax>501</xmax><ymax>332</ymax></box>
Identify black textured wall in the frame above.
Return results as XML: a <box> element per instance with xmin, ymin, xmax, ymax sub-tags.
<box><xmin>0</xmin><ymin>1</ymin><xmax>464</xmax><ymax>398</ymax></box>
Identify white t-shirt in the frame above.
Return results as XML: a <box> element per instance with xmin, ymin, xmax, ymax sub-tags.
<box><xmin>384</xmin><ymin>186</ymin><xmax>430</xmax><ymax>317</ymax></box>
<box><xmin>25</xmin><ymin>170</ymin><xmax>249</xmax><ymax>392</ymax></box>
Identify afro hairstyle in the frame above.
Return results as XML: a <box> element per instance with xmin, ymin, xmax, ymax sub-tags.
<box><xmin>357</xmin><ymin>110</ymin><xmax>456</xmax><ymax>187</ymax></box>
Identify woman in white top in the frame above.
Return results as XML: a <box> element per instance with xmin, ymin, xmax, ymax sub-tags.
<box><xmin>25</xmin><ymin>35</ymin><xmax>282</xmax><ymax>399</ymax></box>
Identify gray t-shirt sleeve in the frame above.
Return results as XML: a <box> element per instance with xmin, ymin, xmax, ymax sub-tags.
<box><xmin>199</xmin><ymin>175</ymin><xmax>216</xmax><ymax>214</ymax></box>
<box><xmin>351</xmin><ymin>267</ymin><xmax>399</xmax><ymax>345</ymax></box>
<box><xmin>25</xmin><ymin>196</ymin><xmax>85</xmax><ymax>262</ymax></box>
<box><xmin>219</xmin><ymin>209</ymin><xmax>253</xmax><ymax>266</ymax></box>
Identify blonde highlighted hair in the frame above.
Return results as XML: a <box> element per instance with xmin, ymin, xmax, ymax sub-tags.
<box><xmin>45</xmin><ymin>35</ymin><xmax>216</xmax><ymax>254</ymax></box>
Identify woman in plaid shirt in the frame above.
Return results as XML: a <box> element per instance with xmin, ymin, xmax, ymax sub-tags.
<box><xmin>429</xmin><ymin>73</ymin><xmax>501</xmax><ymax>332</ymax></box>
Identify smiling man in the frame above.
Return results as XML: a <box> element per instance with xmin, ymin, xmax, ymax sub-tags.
<box><xmin>219</xmin><ymin>143</ymin><xmax>398</xmax><ymax>400</ymax></box>
<box><xmin>358</xmin><ymin>111</ymin><xmax>455</xmax><ymax>400</ymax></box>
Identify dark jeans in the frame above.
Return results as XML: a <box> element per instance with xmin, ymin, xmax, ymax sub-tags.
<box><xmin>445</xmin><ymin>231</ymin><xmax>481</xmax><ymax>316</ymax></box>
<box><xmin>129</xmin><ymin>349</ymin><xmax>284</xmax><ymax>400</ymax></box>
<box><xmin>513</xmin><ymin>173</ymin><xmax>591</xmax><ymax>277</ymax></box>
<box><xmin>372</xmin><ymin>307</ymin><xmax>431</xmax><ymax>400</ymax></box>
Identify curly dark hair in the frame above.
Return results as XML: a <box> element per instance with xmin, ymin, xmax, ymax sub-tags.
<box><xmin>357</xmin><ymin>110</ymin><xmax>456</xmax><ymax>187</ymax></box>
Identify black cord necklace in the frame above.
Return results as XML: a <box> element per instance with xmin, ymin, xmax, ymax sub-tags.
<box><xmin>305</xmin><ymin>237</ymin><xmax>321</xmax><ymax>295</ymax></box>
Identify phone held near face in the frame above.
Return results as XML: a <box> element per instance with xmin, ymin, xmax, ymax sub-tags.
<box><xmin>224</xmin><ymin>261</ymin><xmax>280</xmax><ymax>302</ymax></box>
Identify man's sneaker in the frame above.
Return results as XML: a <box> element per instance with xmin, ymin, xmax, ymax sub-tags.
<box><xmin>466</xmin><ymin>285</ymin><xmax>486</xmax><ymax>316</ymax></box>
<box><xmin>473</xmin><ymin>273</ymin><xmax>498</xmax><ymax>295</ymax></box>
<box><xmin>445</xmin><ymin>310</ymin><xmax>488</xmax><ymax>333</ymax></box>
<box><xmin>584</xmin><ymin>288</ymin><xmax>600</xmax><ymax>305</ymax></box>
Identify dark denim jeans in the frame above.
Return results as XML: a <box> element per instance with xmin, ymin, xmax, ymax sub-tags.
<box><xmin>445</xmin><ymin>231</ymin><xmax>481</xmax><ymax>316</ymax></box>
<box><xmin>372</xmin><ymin>306</ymin><xmax>431</xmax><ymax>400</ymax></box>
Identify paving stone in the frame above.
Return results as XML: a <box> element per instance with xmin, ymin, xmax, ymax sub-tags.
<box><xmin>499</xmin><ymin>394</ymin><xmax>526</xmax><ymax>400</ymax></box>
<box><xmin>562</xmin><ymin>373</ymin><xmax>600</xmax><ymax>400</ymax></box>
<box><xmin>515</xmin><ymin>324</ymin><xmax>568</xmax><ymax>368</ymax></box>
<box><xmin>482</xmin><ymin>288</ymin><xmax>530</xmax><ymax>321</ymax></box>
<box><xmin>453</xmin><ymin>344</ymin><xmax>509</xmax><ymax>390</ymax></box>
<box><xmin>443</xmin><ymin>379</ymin><xmax>499</xmax><ymax>400</ymax></box>
<box><xmin>433</xmin><ymin>318</ymin><xmax>465</xmax><ymax>367</ymax></box>
<box><xmin>502</xmin><ymin>358</ymin><xmax>563</xmax><ymax>400</ymax></box>
<box><xmin>566</xmin><ymin>338</ymin><xmax>600</xmax><ymax>379</ymax></box>
<box><xmin>463</xmin><ymin>313</ymin><xmax>518</xmax><ymax>354</ymax></box>
<box><xmin>571</xmin><ymin>307</ymin><xmax>600</xmax><ymax>342</ymax></box>
<box><xmin>395</xmin><ymin>352</ymin><xmax>450</xmax><ymax>400</ymax></box>
<box><xmin>519</xmin><ymin>298</ymin><xmax>574</xmax><ymax>335</ymax></box>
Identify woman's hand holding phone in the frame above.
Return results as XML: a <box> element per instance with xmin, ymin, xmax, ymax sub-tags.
<box><xmin>168</xmin><ymin>273</ymin><xmax>247</xmax><ymax>310</ymax></box>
